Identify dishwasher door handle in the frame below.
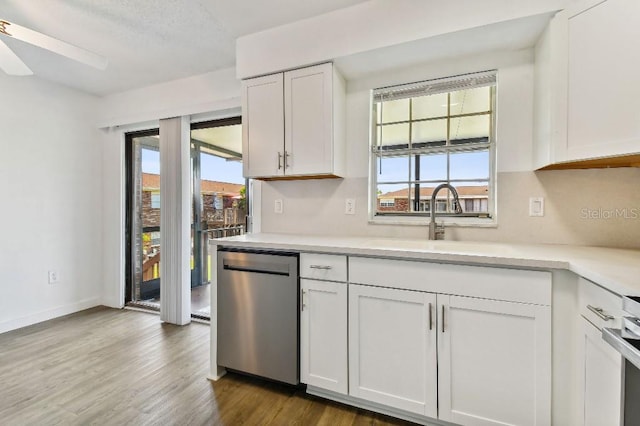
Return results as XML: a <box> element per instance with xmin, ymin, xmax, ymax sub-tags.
<box><xmin>223</xmin><ymin>262</ymin><xmax>290</xmax><ymax>276</ymax></box>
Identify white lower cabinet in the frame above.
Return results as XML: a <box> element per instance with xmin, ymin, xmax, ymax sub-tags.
<box><xmin>347</xmin><ymin>286</ymin><xmax>551</xmax><ymax>425</ymax></box>
<box><xmin>438</xmin><ymin>295</ymin><xmax>551</xmax><ymax>426</ymax></box>
<box><xmin>300</xmin><ymin>278</ymin><xmax>348</xmax><ymax>394</ymax></box>
<box><xmin>578</xmin><ymin>319</ymin><xmax>622</xmax><ymax>426</ymax></box>
<box><xmin>301</xmin><ymin>255</ymin><xmax>553</xmax><ymax>425</ymax></box>
<box><xmin>577</xmin><ymin>278</ymin><xmax>622</xmax><ymax>426</ymax></box>
<box><xmin>348</xmin><ymin>284</ymin><xmax>438</xmax><ymax>418</ymax></box>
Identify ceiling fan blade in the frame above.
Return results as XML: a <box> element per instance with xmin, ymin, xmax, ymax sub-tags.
<box><xmin>0</xmin><ymin>19</ymin><xmax>108</xmax><ymax>70</ymax></box>
<box><xmin>0</xmin><ymin>38</ymin><xmax>32</xmax><ymax>75</ymax></box>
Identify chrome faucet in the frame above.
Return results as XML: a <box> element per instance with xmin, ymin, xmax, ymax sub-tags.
<box><xmin>429</xmin><ymin>183</ymin><xmax>463</xmax><ymax>240</ymax></box>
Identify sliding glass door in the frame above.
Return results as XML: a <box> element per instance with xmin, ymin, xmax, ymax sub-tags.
<box><xmin>125</xmin><ymin>118</ymin><xmax>245</xmax><ymax>316</ymax></box>
<box><xmin>125</xmin><ymin>129</ymin><xmax>162</xmax><ymax>306</ymax></box>
<box><xmin>190</xmin><ymin>118</ymin><xmax>245</xmax><ymax>318</ymax></box>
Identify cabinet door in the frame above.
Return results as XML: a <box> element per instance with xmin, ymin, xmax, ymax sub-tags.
<box><xmin>241</xmin><ymin>73</ymin><xmax>284</xmax><ymax>178</ymax></box>
<box><xmin>284</xmin><ymin>63</ymin><xmax>333</xmax><ymax>176</ymax></box>
<box><xmin>438</xmin><ymin>295</ymin><xmax>551</xmax><ymax>426</ymax></box>
<box><xmin>566</xmin><ymin>0</ymin><xmax>640</xmax><ymax>161</ymax></box>
<box><xmin>578</xmin><ymin>318</ymin><xmax>622</xmax><ymax>426</ymax></box>
<box><xmin>300</xmin><ymin>279</ymin><xmax>348</xmax><ymax>394</ymax></box>
<box><xmin>349</xmin><ymin>285</ymin><xmax>437</xmax><ymax>417</ymax></box>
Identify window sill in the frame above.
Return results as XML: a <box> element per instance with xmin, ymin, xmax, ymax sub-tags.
<box><xmin>368</xmin><ymin>215</ymin><xmax>497</xmax><ymax>228</ymax></box>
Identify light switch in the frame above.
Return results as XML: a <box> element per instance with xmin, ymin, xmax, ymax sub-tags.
<box><xmin>529</xmin><ymin>197</ymin><xmax>544</xmax><ymax>217</ymax></box>
<box><xmin>345</xmin><ymin>198</ymin><xmax>356</xmax><ymax>215</ymax></box>
<box><xmin>48</xmin><ymin>270</ymin><xmax>59</xmax><ymax>284</ymax></box>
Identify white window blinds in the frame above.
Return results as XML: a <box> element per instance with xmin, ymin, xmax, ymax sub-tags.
<box><xmin>372</xmin><ymin>70</ymin><xmax>497</xmax><ymax>103</ymax></box>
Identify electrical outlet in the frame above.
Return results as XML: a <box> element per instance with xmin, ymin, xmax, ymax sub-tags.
<box><xmin>48</xmin><ymin>270</ymin><xmax>59</xmax><ymax>284</ymax></box>
<box><xmin>274</xmin><ymin>199</ymin><xmax>283</xmax><ymax>214</ymax></box>
<box><xmin>345</xmin><ymin>198</ymin><xmax>356</xmax><ymax>215</ymax></box>
<box><xmin>529</xmin><ymin>197</ymin><xmax>544</xmax><ymax>217</ymax></box>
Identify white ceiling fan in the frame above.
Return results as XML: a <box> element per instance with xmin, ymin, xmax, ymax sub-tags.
<box><xmin>0</xmin><ymin>19</ymin><xmax>108</xmax><ymax>76</ymax></box>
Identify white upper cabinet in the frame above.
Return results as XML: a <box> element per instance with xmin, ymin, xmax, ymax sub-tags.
<box><xmin>241</xmin><ymin>63</ymin><xmax>345</xmax><ymax>179</ymax></box>
<box><xmin>534</xmin><ymin>0</ymin><xmax>640</xmax><ymax>169</ymax></box>
<box><xmin>285</xmin><ymin>65</ymin><xmax>334</xmax><ymax>176</ymax></box>
<box><xmin>242</xmin><ymin>73</ymin><xmax>285</xmax><ymax>178</ymax></box>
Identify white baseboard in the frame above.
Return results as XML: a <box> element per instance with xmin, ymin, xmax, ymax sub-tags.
<box><xmin>306</xmin><ymin>386</ymin><xmax>452</xmax><ymax>426</ymax></box>
<box><xmin>207</xmin><ymin>367</ymin><xmax>227</xmax><ymax>382</ymax></box>
<box><xmin>0</xmin><ymin>297</ymin><xmax>102</xmax><ymax>334</ymax></box>
<box><xmin>101</xmin><ymin>294</ymin><xmax>124</xmax><ymax>309</ymax></box>
<box><xmin>102</xmin><ymin>299</ymin><xmax>124</xmax><ymax>309</ymax></box>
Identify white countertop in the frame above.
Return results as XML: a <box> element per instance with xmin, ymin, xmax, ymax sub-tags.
<box><xmin>212</xmin><ymin>233</ymin><xmax>640</xmax><ymax>296</ymax></box>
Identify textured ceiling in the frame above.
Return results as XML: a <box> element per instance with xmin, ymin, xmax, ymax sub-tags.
<box><xmin>0</xmin><ymin>0</ymin><xmax>367</xmax><ymax>95</ymax></box>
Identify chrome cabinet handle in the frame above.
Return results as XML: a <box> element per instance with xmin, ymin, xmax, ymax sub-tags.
<box><xmin>284</xmin><ymin>151</ymin><xmax>290</xmax><ymax>169</ymax></box>
<box><xmin>301</xmin><ymin>289</ymin><xmax>306</xmax><ymax>311</ymax></box>
<box><xmin>277</xmin><ymin>152</ymin><xmax>283</xmax><ymax>170</ymax></box>
<box><xmin>428</xmin><ymin>303</ymin><xmax>433</xmax><ymax>331</ymax></box>
<box><xmin>442</xmin><ymin>305</ymin><xmax>446</xmax><ymax>333</ymax></box>
<box><xmin>587</xmin><ymin>305</ymin><xmax>614</xmax><ymax>321</ymax></box>
<box><xmin>309</xmin><ymin>265</ymin><xmax>332</xmax><ymax>270</ymax></box>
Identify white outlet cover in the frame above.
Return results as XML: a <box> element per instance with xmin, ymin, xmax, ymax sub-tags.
<box><xmin>48</xmin><ymin>271</ymin><xmax>59</xmax><ymax>284</ymax></box>
<box><xmin>529</xmin><ymin>197</ymin><xmax>544</xmax><ymax>217</ymax></box>
<box><xmin>274</xmin><ymin>199</ymin><xmax>283</xmax><ymax>214</ymax></box>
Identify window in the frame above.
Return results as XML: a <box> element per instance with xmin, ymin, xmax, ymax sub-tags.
<box><xmin>151</xmin><ymin>192</ymin><xmax>160</xmax><ymax>209</ymax></box>
<box><xmin>371</xmin><ymin>71</ymin><xmax>495</xmax><ymax>221</ymax></box>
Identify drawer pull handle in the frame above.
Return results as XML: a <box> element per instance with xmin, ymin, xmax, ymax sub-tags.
<box><xmin>428</xmin><ymin>303</ymin><xmax>433</xmax><ymax>331</ymax></box>
<box><xmin>587</xmin><ymin>305</ymin><xmax>614</xmax><ymax>321</ymax></box>
<box><xmin>309</xmin><ymin>265</ymin><xmax>332</xmax><ymax>270</ymax></box>
<box><xmin>442</xmin><ymin>305</ymin><xmax>446</xmax><ymax>333</ymax></box>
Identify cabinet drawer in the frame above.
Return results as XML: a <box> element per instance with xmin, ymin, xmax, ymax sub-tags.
<box><xmin>349</xmin><ymin>257</ymin><xmax>551</xmax><ymax>305</ymax></box>
<box><xmin>579</xmin><ymin>277</ymin><xmax>623</xmax><ymax>330</ymax></box>
<box><xmin>300</xmin><ymin>254</ymin><xmax>347</xmax><ymax>282</ymax></box>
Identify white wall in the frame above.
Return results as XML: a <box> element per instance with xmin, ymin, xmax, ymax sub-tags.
<box><xmin>0</xmin><ymin>74</ymin><xmax>103</xmax><ymax>333</ymax></box>
<box><xmin>97</xmin><ymin>67</ymin><xmax>240</xmax><ymax>128</ymax></box>
<box><xmin>260</xmin><ymin>50</ymin><xmax>533</xmax><ymax>234</ymax></box>
<box><xmin>259</xmin><ymin>49</ymin><xmax>640</xmax><ymax>249</ymax></box>
<box><xmin>100</xmin><ymin>127</ymin><xmax>126</xmax><ymax>309</ymax></box>
<box><xmin>236</xmin><ymin>0</ymin><xmax>570</xmax><ymax>78</ymax></box>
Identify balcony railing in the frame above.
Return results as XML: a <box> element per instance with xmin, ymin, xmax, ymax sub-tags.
<box><xmin>206</xmin><ymin>225</ymin><xmax>244</xmax><ymax>239</ymax></box>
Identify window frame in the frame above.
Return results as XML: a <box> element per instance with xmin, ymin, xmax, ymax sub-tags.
<box><xmin>368</xmin><ymin>71</ymin><xmax>497</xmax><ymax>227</ymax></box>
<box><xmin>150</xmin><ymin>192</ymin><xmax>161</xmax><ymax>209</ymax></box>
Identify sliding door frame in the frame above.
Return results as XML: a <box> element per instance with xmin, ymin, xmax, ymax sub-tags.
<box><xmin>124</xmin><ymin>128</ymin><xmax>160</xmax><ymax>304</ymax></box>
<box><xmin>190</xmin><ymin>116</ymin><xmax>245</xmax><ymax>287</ymax></box>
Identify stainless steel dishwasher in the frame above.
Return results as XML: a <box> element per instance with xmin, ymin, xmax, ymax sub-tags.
<box><xmin>217</xmin><ymin>249</ymin><xmax>299</xmax><ymax>385</ymax></box>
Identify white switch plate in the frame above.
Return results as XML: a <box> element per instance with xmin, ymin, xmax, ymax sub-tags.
<box><xmin>274</xmin><ymin>199</ymin><xmax>283</xmax><ymax>214</ymax></box>
<box><xmin>529</xmin><ymin>197</ymin><xmax>544</xmax><ymax>217</ymax></box>
<box><xmin>345</xmin><ymin>198</ymin><xmax>356</xmax><ymax>215</ymax></box>
<box><xmin>48</xmin><ymin>270</ymin><xmax>59</xmax><ymax>284</ymax></box>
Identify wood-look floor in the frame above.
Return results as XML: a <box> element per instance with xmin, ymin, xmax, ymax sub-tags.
<box><xmin>0</xmin><ymin>307</ymin><xmax>415</xmax><ymax>425</ymax></box>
